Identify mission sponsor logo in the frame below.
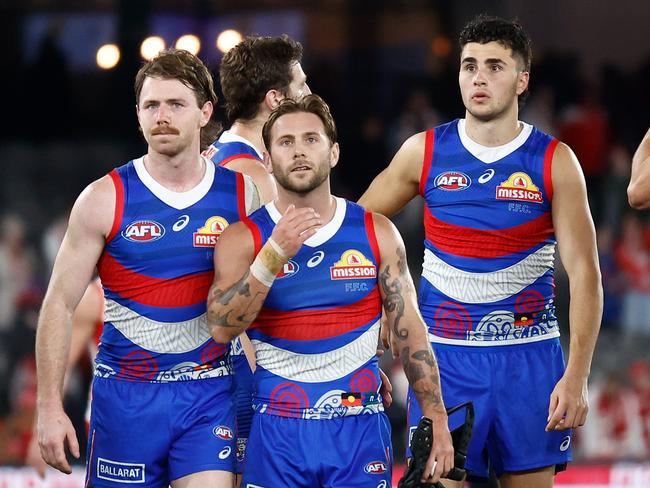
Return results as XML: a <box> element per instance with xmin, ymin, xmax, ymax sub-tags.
<box><xmin>496</xmin><ymin>172</ymin><xmax>543</xmax><ymax>204</ymax></box>
<box><xmin>193</xmin><ymin>216</ymin><xmax>229</xmax><ymax>247</ymax></box>
<box><xmin>330</xmin><ymin>250</ymin><xmax>377</xmax><ymax>280</ymax></box>
<box><xmin>122</xmin><ymin>220</ymin><xmax>165</xmax><ymax>242</ymax></box>
<box><xmin>435</xmin><ymin>171</ymin><xmax>471</xmax><ymax>191</ymax></box>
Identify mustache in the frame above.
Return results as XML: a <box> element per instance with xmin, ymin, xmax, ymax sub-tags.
<box><xmin>151</xmin><ymin>126</ymin><xmax>180</xmax><ymax>136</ymax></box>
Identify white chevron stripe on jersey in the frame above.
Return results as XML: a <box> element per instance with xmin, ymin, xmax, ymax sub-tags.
<box><xmin>105</xmin><ymin>299</ymin><xmax>211</xmax><ymax>353</ymax></box>
<box><xmin>421</xmin><ymin>243</ymin><xmax>555</xmax><ymax>304</ymax></box>
<box><xmin>251</xmin><ymin>321</ymin><xmax>380</xmax><ymax>383</ymax></box>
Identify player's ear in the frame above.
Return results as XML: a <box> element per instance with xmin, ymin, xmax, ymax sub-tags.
<box><xmin>330</xmin><ymin>142</ymin><xmax>340</xmax><ymax>169</ymax></box>
<box><xmin>263</xmin><ymin>151</ymin><xmax>273</xmax><ymax>174</ymax></box>
<box><xmin>516</xmin><ymin>71</ymin><xmax>529</xmax><ymax>96</ymax></box>
<box><xmin>264</xmin><ymin>90</ymin><xmax>285</xmax><ymax>111</ymax></box>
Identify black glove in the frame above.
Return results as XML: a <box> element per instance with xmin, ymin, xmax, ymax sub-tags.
<box><xmin>398</xmin><ymin>402</ymin><xmax>474</xmax><ymax>488</ymax></box>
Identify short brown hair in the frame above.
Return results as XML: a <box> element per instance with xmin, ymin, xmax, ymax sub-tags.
<box><xmin>262</xmin><ymin>94</ymin><xmax>337</xmax><ymax>152</ymax></box>
<box><xmin>220</xmin><ymin>35</ymin><xmax>303</xmax><ymax>122</ymax></box>
<box><xmin>134</xmin><ymin>48</ymin><xmax>221</xmax><ymax>150</ymax></box>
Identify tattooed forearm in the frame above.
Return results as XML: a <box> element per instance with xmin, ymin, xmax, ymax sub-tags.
<box><xmin>401</xmin><ymin>346</ymin><xmax>443</xmax><ymax>411</ymax></box>
<box><xmin>380</xmin><ymin>264</ymin><xmax>408</xmax><ymax>340</ymax></box>
<box><xmin>208</xmin><ymin>271</ymin><xmax>267</xmax><ymax>332</ymax></box>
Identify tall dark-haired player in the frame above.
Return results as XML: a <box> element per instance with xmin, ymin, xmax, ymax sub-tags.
<box><xmin>360</xmin><ymin>15</ymin><xmax>602</xmax><ymax>488</ymax></box>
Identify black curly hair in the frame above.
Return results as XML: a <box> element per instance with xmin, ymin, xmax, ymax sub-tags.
<box><xmin>459</xmin><ymin>15</ymin><xmax>532</xmax><ymax>105</ymax></box>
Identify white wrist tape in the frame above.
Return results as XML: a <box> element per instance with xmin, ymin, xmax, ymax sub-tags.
<box><xmin>267</xmin><ymin>237</ymin><xmax>288</xmax><ymax>259</ymax></box>
<box><xmin>250</xmin><ymin>255</ymin><xmax>277</xmax><ymax>288</ymax></box>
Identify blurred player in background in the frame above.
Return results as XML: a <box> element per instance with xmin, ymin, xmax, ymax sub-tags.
<box><xmin>627</xmin><ymin>127</ymin><xmax>650</xmax><ymax>209</ymax></box>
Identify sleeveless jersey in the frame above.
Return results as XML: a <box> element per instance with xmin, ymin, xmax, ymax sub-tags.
<box><xmin>203</xmin><ymin>130</ymin><xmax>263</xmax><ymax>167</ymax></box>
<box><xmin>245</xmin><ymin>198</ymin><xmax>384</xmax><ymax>419</ymax></box>
<box><xmin>419</xmin><ymin>119</ymin><xmax>560</xmax><ymax>346</ymax></box>
<box><xmin>96</xmin><ymin>157</ymin><xmax>246</xmax><ymax>381</ymax></box>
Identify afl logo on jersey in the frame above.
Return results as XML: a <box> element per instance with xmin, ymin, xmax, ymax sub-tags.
<box><xmin>276</xmin><ymin>260</ymin><xmax>299</xmax><ymax>279</ymax></box>
<box><xmin>330</xmin><ymin>250</ymin><xmax>377</xmax><ymax>280</ymax></box>
<box><xmin>193</xmin><ymin>216</ymin><xmax>229</xmax><ymax>247</ymax></box>
<box><xmin>122</xmin><ymin>220</ymin><xmax>165</xmax><ymax>242</ymax></box>
<box><xmin>435</xmin><ymin>171</ymin><xmax>471</xmax><ymax>191</ymax></box>
<box><xmin>496</xmin><ymin>172</ymin><xmax>543</xmax><ymax>204</ymax></box>
<box><xmin>213</xmin><ymin>425</ymin><xmax>233</xmax><ymax>440</ymax></box>
<box><xmin>364</xmin><ymin>461</ymin><xmax>387</xmax><ymax>474</ymax></box>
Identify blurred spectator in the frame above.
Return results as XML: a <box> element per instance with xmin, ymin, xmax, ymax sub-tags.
<box><xmin>579</xmin><ymin>371</ymin><xmax>647</xmax><ymax>461</ymax></box>
<box><xmin>597</xmin><ymin>225</ymin><xmax>623</xmax><ymax>329</ymax></box>
<box><xmin>601</xmin><ymin>144</ymin><xmax>632</xmax><ymax>234</ymax></box>
<box><xmin>520</xmin><ymin>84</ymin><xmax>558</xmax><ymax>136</ymax></box>
<box><xmin>387</xmin><ymin>89</ymin><xmax>441</xmax><ymax>155</ymax></box>
<box><xmin>629</xmin><ymin>360</ymin><xmax>650</xmax><ymax>455</ymax></box>
<box><xmin>615</xmin><ymin>213</ymin><xmax>650</xmax><ymax>335</ymax></box>
<box><xmin>559</xmin><ymin>83</ymin><xmax>611</xmax><ymax>222</ymax></box>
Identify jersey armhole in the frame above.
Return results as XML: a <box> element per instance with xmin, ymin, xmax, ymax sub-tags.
<box><xmin>418</xmin><ymin>129</ymin><xmax>435</xmax><ymax>196</ymax></box>
<box><xmin>235</xmin><ymin>172</ymin><xmax>247</xmax><ymax>220</ymax></box>
<box><xmin>241</xmin><ymin>216</ymin><xmax>263</xmax><ymax>256</ymax></box>
<box><xmin>106</xmin><ymin>169</ymin><xmax>124</xmax><ymax>243</ymax></box>
<box><xmin>364</xmin><ymin>211</ymin><xmax>381</xmax><ymax>268</ymax></box>
<box><xmin>543</xmin><ymin>138</ymin><xmax>559</xmax><ymax>203</ymax></box>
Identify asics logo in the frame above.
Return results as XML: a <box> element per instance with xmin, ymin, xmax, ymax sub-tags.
<box><xmin>478</xmin><ymin>169</ymin><xmax>495</xmax><ymax>184</ymax></box>
<box><xmin>172</xmin><ymin>215</ymin><xmax>190</xmax><ymax>231</ymax></box>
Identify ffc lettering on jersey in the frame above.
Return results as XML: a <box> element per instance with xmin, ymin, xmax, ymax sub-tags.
<box><xmin>193</xmin><ymin>216</ymin><xmax>229</xmax><ymax>248</ymax></box>
<box><xmin>329</xmin><ymin>250</ymin><xmax>377</xmax><ymax>280</ymax></box>
<box><xmin>495</xmin><ymin>172</ymin><xmax>543</xmax><ymax>204</ymax></box>
<box><xmin>122</xmin><ymin>220</ymin><xmax>165</xmax><ymax>242</ymax></box>
<box><xmin>435</xmin><ymin>171</ymin><xmax>471</xmax><ymax>191</ymax></box>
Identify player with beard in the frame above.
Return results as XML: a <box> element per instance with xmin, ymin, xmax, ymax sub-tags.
<box><xmin>359</xmin><ymin>15</ymin><xmax>602</xmax><ymax>488</ymax></box>
<box><xmin>206</xmin><ymin>94</ymin><xmax>453</xmax><ymax>487</ymax></box>
<box><xmin>35</xmin><ymin>49</ymin><xmax>258</xmax><ymax>487</ymax></box>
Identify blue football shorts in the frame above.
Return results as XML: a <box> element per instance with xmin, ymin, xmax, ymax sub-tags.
<box><xmin>85</xmin><ymin>376</ymin><xmax>236</xmax><ymax>487</ymax></box>
<box><xmin>406</xmin><ymin>338</ymin><xmax>571</xmax><ymax>478</ymax></box>
<box><xmin>242</xmin><ymin>412</ymin><xmax>393</xmax><ymax>488</ymax></box>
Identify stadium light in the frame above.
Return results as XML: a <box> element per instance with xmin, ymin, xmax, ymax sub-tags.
<box><xmin>176</xmin><ymin>34</ymin><xmax>201</xmax><ymax>55</ymax></box>
<box><xmin>140</xmin><ymin>36</ymin><xmax>166</xmax><ymax>60</ymax></box>
<box><xmin>96</xmin><ymin>44</ymin><xmax>120</xmax><ymax>70</ymax></box>
<box><xmin>216</xmin><ymin>29</ymin><xmax>243</xmax><ymax>53</ymax></box>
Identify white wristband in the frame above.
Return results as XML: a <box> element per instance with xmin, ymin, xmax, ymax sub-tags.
<box><xmin>250</xmin><ymin>255</ymin><xmax>277</xmax><ymax>288</ymax></box>
<box><xmin>267</xmin><ymin>237</ymin><xmax>288</xmax><ymax>260</ymax></box>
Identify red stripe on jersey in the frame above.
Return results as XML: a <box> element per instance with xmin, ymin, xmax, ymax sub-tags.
<box><xmin>235</xmin><ymin>172</ymin><xmax>246</xmax><ymax>220</ymax></box>
<box><xmin>424</xmin><ymin>207</ymin><xmax>554</xmax><ymax>258</ymax></box>
<box><xmin>218</xmin><ymin>153</ymin><xmax>261</xmax><ymax>167</ymax></box>
<box><xmin>242</xmin><ymin>216</ymin><xmax>262</xmax><ymax>255</ymax></box>
<box><xmin>97</xmin><ymin>252</ymin><xmax>213</xmax><ymax>307</ymax></box>
<box><xmin>364</xmin><ymin>212</ymin><xmax>381</xmax><ymax>268</ymax></box>
<box><xmin>543</xmin><ymin>138</ymin><xmax>559</xmax><ymax>203</ymax></box>
<box><xmin>419</xmin><ymin>130</ymin><xmax>435</xmax><ymax>196</ymax></box>
<box><xmin>107</xmin><ymin>170</ymin><xmax>124</xmax><ymax>243</ymax></box>
<box><xmin>251</xmin><ymin>286</ymin><xmax>381</xmax><ymax>340</ymax></box>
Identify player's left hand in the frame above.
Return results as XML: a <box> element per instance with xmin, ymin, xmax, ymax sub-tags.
<box><xmin>423</xmin><ymin>414</ymin><xmax>454</xmax><ymax>484</ymax></box>
<box><xmin>546</xmin><ymin>372</ymin><xmax>589</xmax><ymax>431</ymax></box>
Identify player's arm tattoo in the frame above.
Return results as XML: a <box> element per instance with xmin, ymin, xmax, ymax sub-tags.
<box><xmin>380</xmin><ymin>248</ymin><xmax>409</xmax><ymax>340</ymax></box>
<box><xmin>207</xmin><ymin>270</ymin><xmax>266</xmax><ymax>333</ymax></box>
<box><xmin>401</xmin><ymin>346</ymin><xmax>443</xmax><ymax>410</ymax></box>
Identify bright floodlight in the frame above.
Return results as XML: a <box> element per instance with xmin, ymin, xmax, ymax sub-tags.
<box><xmin>216</xmin><ymin>29</ymin><xmax>243</xmax><ymax>53</ymax></box>
<box><xmin>96</xmin><ymin>44</ymin><xmax>120</xmax><ymax>70</ymax></box>
<box><xmin>140</xmin><ymin>36</ymin><xmax>166</xmax><ymax>60</ymax></box>
<box><xmin>176</xmin><ymin>34</ymin><xmax>201</xmax><ymax>55</ymax></box>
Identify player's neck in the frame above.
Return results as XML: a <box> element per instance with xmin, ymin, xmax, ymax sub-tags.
<box><xmin>143</xmin><ymin>148</ymin><xmax>206</xmax><ymax>192</ymax></box>
<box><xmin>464</xmin><ymin>111</ymin><xmax>522</xmax><ymax>147</ymax></box>
<box><xmin>276</xmin><ymin>185</ymin><xmax>337</xmax><ymax>225</ymax></box>
<box><xmin>229</xmin><ymin>118</ymin><xmax>265</xmax><ymax>155</ymax></box>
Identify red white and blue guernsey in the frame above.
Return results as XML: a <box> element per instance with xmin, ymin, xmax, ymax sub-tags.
<box><xmin>419</xmin><ymin>118</ymin><xmax>559</xmax><ymax>346</ymax></box>
<box><xmin>407</xmin><ymin>119</ymin><xmax>571</xmax><ymax>478</ymax></box>
<box><xmin>245</xmin><ymin>198</ymin><xmax>384</xmax><ymax>419</ymax></box>
<box><xmin>96</xmin><ymin>156</ymin><xmax>247</xmax><ymax>382</ymax></box>
<box><xmin>203</xmin><ymin>129</ymin><xmax>263</xmax><ymax>168</ymax></box>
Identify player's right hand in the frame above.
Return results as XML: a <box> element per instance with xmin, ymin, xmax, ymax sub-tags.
<box><xmin>37</xmin><ymin>407</ymin><xmax>80</xmax><ymax>475</ymax></box>
<box><xmin>26</xmin><ymin>433</ymin><xmax>48</xmax><ymax>478</ymax></box>
<box><xmin>270</xmin><ymin>204</ymin><xmax>322</xmax><ymax>258</ymax></box>
<box><xmin>423</xmin><ymin>417</ymin><xmax>454</xmax><ymax>484</ymax></box>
